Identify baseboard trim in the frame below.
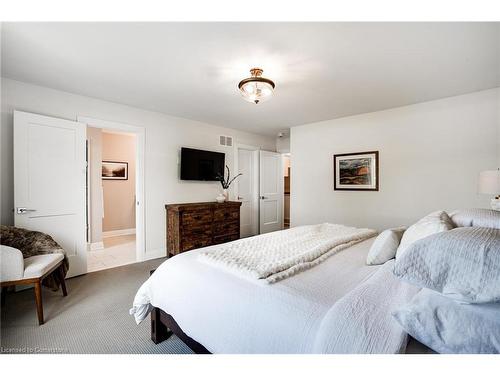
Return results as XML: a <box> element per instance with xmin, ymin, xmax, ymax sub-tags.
<box><xmin>88</xmin><ymin>241</ymin><xmax>104</xmax><ymax>251</ymax></box>
<box><xmin>102</xmin><ymin>228</ymin><xmax>136</xmax><ymax>238</ymax></box>
<box><xmin>141</xmin><ymin>248</ymin><xmax>167</xmax><ymax>262</ymax></box>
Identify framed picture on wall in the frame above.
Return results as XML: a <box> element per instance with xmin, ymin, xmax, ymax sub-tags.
<box><xmin>102</xmin><ymin>161</ymin><xmax>128</xmax><ymax>180</ymax></box>
<box><xmin>333</xmin><ymin>151</ymin><xmax>379</xmax><ymax>191</ymax></box>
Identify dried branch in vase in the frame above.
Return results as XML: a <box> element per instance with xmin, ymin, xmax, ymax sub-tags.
<box><xmin>216</xmin><ymin>165</ymin><xmax>242</xmax><ymax>189</ymax></box>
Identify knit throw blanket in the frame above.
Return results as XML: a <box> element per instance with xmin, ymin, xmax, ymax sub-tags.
<box><xmin>199</xmin><ymin>223</ymin><xmax>377</xmax><ymax>283</ymax></box>
<box><xmin>0</xmin><ymin>225</ymin><xmax>69</xmax><ymax>291</ymax></box>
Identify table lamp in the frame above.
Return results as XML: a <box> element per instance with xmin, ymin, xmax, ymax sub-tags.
<box><xmin>478</xmin><ymin>169</ymin><xmax>500</xmax><ymax>211</ymax></box>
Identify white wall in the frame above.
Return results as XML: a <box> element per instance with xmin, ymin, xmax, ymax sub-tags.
<box><xmin>291</xmin><ymin>88</ymin><xmax>500</xmax><ymax>231</ymax></box>
<box><xmin>1</xmin><ymin>78</ymin><xmax>276</xmax><ymax>259</ymax></box>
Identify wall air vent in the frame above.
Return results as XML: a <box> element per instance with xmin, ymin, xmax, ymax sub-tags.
<box><xmin>219</xmin><ymin>135</ymin><xmax>233</xmax><ymax>147</ymax></box>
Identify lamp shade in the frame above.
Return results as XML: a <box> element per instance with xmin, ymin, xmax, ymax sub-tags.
<box><xmin>478</xmin><ymin>170</ymin><xmax>500</xmax><ymax>194</ymax></box>
<box><xmin>238</xmin><ymin>68</ymin><xmax>275</xmax><ymax>104</ymax></box>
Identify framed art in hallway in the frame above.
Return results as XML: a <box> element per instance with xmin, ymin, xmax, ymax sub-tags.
<box><xmin>102</xmin><ymin>161</ymin><xmax>128</xmax><ymax>180</ymax></box>
<box><xmin>334</xmin><ymin>151</ymin><xmax>379</xmax><ymax>191</ymax></box>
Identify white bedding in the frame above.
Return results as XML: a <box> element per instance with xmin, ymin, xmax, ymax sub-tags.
<box><xmin>131</xmin><ymin>235</ymin><xmax>420</xmax><ymax>354</ymax></box>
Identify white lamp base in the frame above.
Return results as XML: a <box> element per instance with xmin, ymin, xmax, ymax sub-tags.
<box><xmin>491</xmin><ymin>198</ymin><xmax>500</xmax><ymax>211</ymax></box>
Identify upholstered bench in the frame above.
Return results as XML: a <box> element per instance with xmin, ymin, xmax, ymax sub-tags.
<box><xmin>1</xmin><ymin>245</ymin><xmax>68</xmax><ymax>325</ymax></box>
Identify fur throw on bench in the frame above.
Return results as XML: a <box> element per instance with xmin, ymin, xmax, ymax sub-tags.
<box><xmin>0</xmin><ymin>225</ymin><xmax>69</xmax><ymax>291</ymax></box>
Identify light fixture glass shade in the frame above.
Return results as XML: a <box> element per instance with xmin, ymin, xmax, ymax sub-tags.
<box><xmin>239</xmin><ymin>81</ymin><xmax>274</xmax><ymax>103</ymax></box>
<box><xmin>238</xmin><ymin>68</ymin><xmax>275</xmax><ymax>104</ymax></box>
<box><xmin>478</xmin><ymin>170</ymin><xmax>500</xmax><ymax>194</ymax></box>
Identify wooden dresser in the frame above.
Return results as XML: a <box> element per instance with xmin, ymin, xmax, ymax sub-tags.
<box><xmin>165</xmin><ymin>201</ymin><xmax>242</xmax><ymax>257</ymax></box>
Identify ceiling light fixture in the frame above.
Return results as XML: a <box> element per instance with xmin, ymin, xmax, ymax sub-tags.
<box><xmin>238</xmin><ymin>68</ymin><xmax>275</xmax><ymax>104</ymax></box>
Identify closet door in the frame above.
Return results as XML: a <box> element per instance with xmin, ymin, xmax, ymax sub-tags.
<box><xmin>259</xmin><ymin>150</ymin><xmax>283</xmax><ymax>234</ymax></box>
<box><xmin>14</xmin><ymin>110</ymin><xmax>87</xmax><ymax>277</ymax></box>
<box><xmin>236</xmin><ymin>147</ymin><xmax>258</xmax><ymax>237</ymax></box>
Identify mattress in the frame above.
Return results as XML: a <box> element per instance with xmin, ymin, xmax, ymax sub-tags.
<box><xmin>132</xmin><ymin>236</ymin><xmax>421</xmax><ymax>353</ymax></box>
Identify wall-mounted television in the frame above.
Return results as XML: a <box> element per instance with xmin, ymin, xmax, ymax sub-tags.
<box><xmin>180</xmin><ymin>147</ymin><xmax>225</xmax><ymax>181</ymax></box>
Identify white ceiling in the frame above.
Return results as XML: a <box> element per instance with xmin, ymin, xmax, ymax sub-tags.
<box><xmin>2</xmin><ymin>22</ymin><xmax>499</xmax><ymax>136</ymax></box>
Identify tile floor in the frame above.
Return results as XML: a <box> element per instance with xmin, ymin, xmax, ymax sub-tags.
<box><xmin>87</xmin><ymin>234</ymin><xmax>136</xmax><ymax>272</ymax></box>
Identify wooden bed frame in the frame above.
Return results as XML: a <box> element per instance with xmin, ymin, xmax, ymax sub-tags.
<box><xmin>151</xmin><ymin>307</ymin><xmax>211</xmax><ymax>354</ymax></box>
<box><xmin>148</xmin><ymin>269</ymin><xmax>210</xmax><ymax>353</ymax></box>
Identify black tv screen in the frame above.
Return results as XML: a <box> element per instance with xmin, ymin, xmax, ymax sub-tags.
<box><xmin>180</xmin><ymin>147</ymin><xmax>225</xmax><ymax>181</ymax></box>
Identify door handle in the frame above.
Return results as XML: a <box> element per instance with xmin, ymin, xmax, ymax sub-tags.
<box><xmin>237</xmin><ymin>196</ymin><xmax>243</xmax><ymax>200</ymax></box>
<box><xmin>16</xmin><ymin>207</ymin><xmax>37</xmax><ymax>214</ymax></box>
<box><xmin>260</xmin><ymin>196</ymin><xmax>268</xmax><ymax>200</ymax></box>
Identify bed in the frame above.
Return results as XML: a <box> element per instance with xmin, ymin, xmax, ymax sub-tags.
<box><xmin>131</xmin><ymin>225</ymin><xmax>433</xmax><ymax>354</ymax></box>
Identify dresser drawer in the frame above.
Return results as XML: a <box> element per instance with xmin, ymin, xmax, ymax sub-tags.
<box><xmin>214</xmin><ymin>207</ymin><xmax>239</xmax><ymax>222</ymax></box>
<box><xmin>213</xmin><ymin>233</ymin><xmax>239</xmax><ymax>245</ymax></box>
<box><xmin>181</xmin><ymin>223</ymin><xmax>213</xmax><ymax>237</ymax></box>
<box><xmin>181</xmin><ymin>209</ymin><xmax>213</xmax><ymax>225</ymax></box>
<box><xmin>181</xmin><ymin>235</ymin><xmax>212</xmax><ymax>252</ymax></box>
<box><xmin>213</xmin><ymin>221</ymin><xmax>239</xmax><ymax>236</ymax></box>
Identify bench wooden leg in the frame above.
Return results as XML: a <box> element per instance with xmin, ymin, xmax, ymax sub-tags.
<box><xmin>34</xmin><ymin>280</ymin><xmax>44</xmax><ymax>325</ymax></box>
<box><xmin>58</xmin><ymin>264</ymin><xmax>68</xmax><ymax>297</ymax></box>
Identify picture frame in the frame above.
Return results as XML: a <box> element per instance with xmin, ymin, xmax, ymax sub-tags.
<box><xmin>333</xmin><ymin>151</ymin><xmax>379</xmax><ymax>191</ymax></box>
<box><xmin>102</xmin><ymin>161</ymin><xmax>128</xmax><ymax>180</ymax></box>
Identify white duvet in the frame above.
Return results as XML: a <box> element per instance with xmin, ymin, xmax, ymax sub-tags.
<box><xmin>131</xmin><ymin>235</ymin><xmax>420</xmax><ymax>354</ymax></box>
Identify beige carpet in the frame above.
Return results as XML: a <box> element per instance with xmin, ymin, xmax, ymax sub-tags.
<box><xmin>0</xmin><ymin>258</ymin><xmax>193</xmax><ymax>354</ymax></box>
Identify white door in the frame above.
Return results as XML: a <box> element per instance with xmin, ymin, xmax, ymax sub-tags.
<box><xmin>259</xmin><ymin>150</ymin><xmax>283</xmax><ymax>234</ymax></box>
<box><xmin>14</xmin><ymin>111</ymin><xmax>87</xmax><ymax>277</ymax></box>
<box><xmin>236</xmin><ymin>147</ymin><xmax>258</xmax><ymax>237</ymax></box>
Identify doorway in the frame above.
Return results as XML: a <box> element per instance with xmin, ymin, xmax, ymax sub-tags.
<box><xmin>86</xmin><ymin>128</ymin><xmax>137</xmax><ymax>272</ymax></box>
<box><xmin>13</xmin><ymin>111</ymin><xmax>145</xmax><ymax>278</ymax></box>
<box><xmin>79</xmin><ymin>116</ymin><xmax>146</xmax><ymax>273</ymax></box>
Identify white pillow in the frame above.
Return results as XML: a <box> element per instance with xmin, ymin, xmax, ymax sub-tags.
<box><xmin>392</xmin><ymin>288</ymin><xmax>500</xmax><ymax>354</ymax></box>
<box><xmin>393</xmin><ymin>226</ymin><xmax>500</xmax><ymax>303</ymax></box>
<box><xmin>449</xmin><ymin>208</ymin><xmax>500</xmax><ymax>229</ymax></box>
<box><xmin>366</xmin><ymin>227</ymin><xmax>406</xmax><ymax>265</ymax></box>
<box><xmin>396</xmin><ymin>210</ymin><xmax>454</xmax><ymax>258</ymax></box>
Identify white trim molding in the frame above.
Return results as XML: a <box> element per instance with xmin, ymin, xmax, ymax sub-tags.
<box><xmin>88</xmin><ymin>242</ymin><xmax>104</xmax><ymax>251</ymax></box>
<box><xmin>102</xmin><ymin>228</ymin><xmax>136</xmax><ymax>238</ymax></box>
<box><xmin>143</xmin><ymin>248</ymin><xmax>167</xmax><ymax>261</ymax></box>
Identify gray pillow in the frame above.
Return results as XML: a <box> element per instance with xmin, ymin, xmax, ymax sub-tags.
<box><xmin>393</xmin><ymin>288</ymin><xmax>500</xmax><ymax>354</ymax></box>
<box><xmin>449</xmin><ymin>208</ymin><xmax>500</xmax><ymax>229</ymax></box>
<box><xmin>394</xmin><ymin>227</ymin><xmax>500</xmax><ymax>303</ymax></box>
